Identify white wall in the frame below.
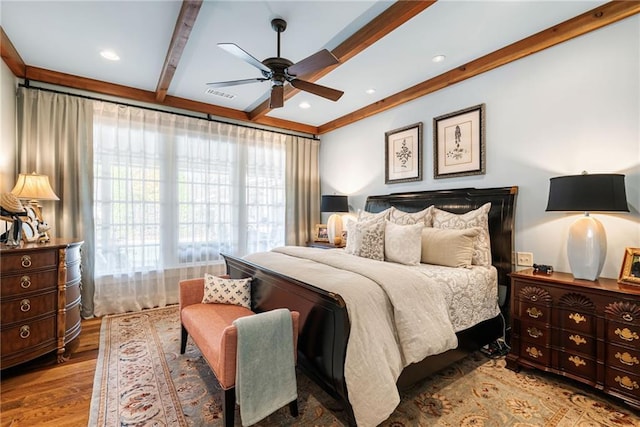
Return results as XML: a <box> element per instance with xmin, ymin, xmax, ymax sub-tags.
<box><xmin>320</xmin><ymin>16</ymin><xmax>640</xmax><ymax>279</ymax></box>
<box><xmin>0</xmin><ymin>60</ymin><xmax>17</xmax><ymax>192</ymax></box>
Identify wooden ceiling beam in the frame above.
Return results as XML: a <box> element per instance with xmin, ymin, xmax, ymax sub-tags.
<box><xmin>1</xmin><ymin>26</ymin><xmax>26</xmax><ymax>78</ymax></box>
<box><xmin>155</xmin><ymin>0</ymin><xmax>203</xmax><ymax>102</ymax></box>
<box><xmin>318</xmin><ymin>1</ymin><xmax>640</xmax><ymax>134</ymax></box>
<box><xmin>247</xmin><ymin>0</ymin><xmax>436</xmax><ymax>121</ymax></box>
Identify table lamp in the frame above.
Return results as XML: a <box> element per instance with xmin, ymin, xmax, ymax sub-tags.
<box><xmin>546</xmin><ymin>172</ymin><xmax>628</xmax><ymax>280</ymax></box>
<box><xmin>11</xmin><ymin>172</ymin><xmax>59</xmax><ymax>242</ymax></box>
<box><xmin>321</xmin><ymin>195</ymin><xmax>348</xmax><ymax>246</ymax></box>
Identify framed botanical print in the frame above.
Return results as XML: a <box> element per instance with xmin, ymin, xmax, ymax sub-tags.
<box><xmin>433</xmin><ymin>104</ymin><xmax>486</xmax><ymax>179</ymax></box>
<box><xmin>618</xmin><ymin>247</ymin><xmax>640</xmax><ymax>286</ymax></box>
<box><xmin>385</xmin><ymin>122</ymin><xmax>423</xmax><ymax>184</ymax></box>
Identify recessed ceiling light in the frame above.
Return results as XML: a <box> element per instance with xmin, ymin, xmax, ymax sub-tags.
<box><xmin>365</xmin><ymin>88</ymin><xmax>376</xmax><ymax>95</ymax></box>
<box><xmin>432</xmin><ymin>55</ymin><xmax>446</xmax><ymax>63</ymax></box>
<box><xmin>100</xmin><ymin>50</ymin><xmax>120</xmax><ymax>61</ymax></box>
<box><xmin>299</xmin><ymin>101</ymin><xmax>311</xmax><ymax>109</ymax></box>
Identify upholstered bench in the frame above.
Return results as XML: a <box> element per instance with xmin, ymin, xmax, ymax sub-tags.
<box><xmin>179</xmin><ymin>276</ymin><xmax>299</xmax><ymax>427</ymax></box>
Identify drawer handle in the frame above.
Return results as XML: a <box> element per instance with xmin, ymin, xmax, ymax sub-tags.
<box><xmin>569</xmin><ymin>313</ymin><xmax>586</xmax><ymax>324</ymax></box>
<box><xmin>569</xmin><ymin>334</ymin><xmax>586</xmax><ymax>346</ymax></box>
<box><xmin>21</xmin><ymin>255</ymin><xmax>32</xmax><ymax>268</ymax></box>
<box><xmin>623</xmin><ymin>313</ymin><xmax>634</xmax><ymax>322</ymax></box>
<box><xmin>20</xmin><ymin>276</ymin><xmax>31</xmax><ymax>289</ymax></box>
<box><xmin>19</xmin><ymin>325</ymin><xmax>30</xmax><ymax>339</ymax></box>
<box><xmin>527</xmin><ymin>327</ymin><xmax>543</xmax><ymax>338</ymax></box>
<box><xmin>615</xmin><ymin>327</ymin><xmax>639</xmax><ymax>342</ymax></box>
<box><xmin>526</xmin><ymin>346</ymin><xmax>542</xmax><ymax>359</ymax></box>
<box><xmin>20</xmin><ymin>299</ymin><xmax>31</xmax><ymax>312</ymax></box>
<box><xmin>615</xmin><ymin>375</ymin><xmax>639</xmax><ymax>391</ymax></box>
<box><xmin>568</xmin><ymin>355</ymin><xmax>586</xmax><ymax>367</ymax></box>
<box><xmin>615</xmin><ymin>352</ymin><xmax>639</xmax><ymax>366</ymax></box>
<box><xmin>526</xmin><ymin>307</ymin><xmax>543</xmax><ymax>319</ymax></box>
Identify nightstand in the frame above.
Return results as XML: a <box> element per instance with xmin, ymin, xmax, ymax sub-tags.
<box><xmin>306</xmin><ymin>241</ymin><xmax>344</xmax><ymax>249</ymax></box>
<box><xmin>507</xmin><ymin>269</ymin><xmax>640</xmax><ymax>411</ymax></box>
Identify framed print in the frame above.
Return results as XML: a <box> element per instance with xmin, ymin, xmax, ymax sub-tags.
<box><xmin>385</xmin><ymin>122</ymin><xmax>422</xmax><ymax>184</ymax></box>
<box><xmin>314</xmin><ymin>224</ymin><xmax>329</xmax><ymax>242</ymax></box>
<box><xmin>433</xmin><ymin>104</ymin><xmax>485</xmax><ymax>179</ymax></box>
<box><xmin>618</xmin><ymin>247</ymin><xmax>640</xmax><ymax>286</ymax></box>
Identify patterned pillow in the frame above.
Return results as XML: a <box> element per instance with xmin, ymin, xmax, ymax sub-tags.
<box><xmin>384</xmin><ymin>221</ymin><xmax>423</xmax><ymax>265</ymax></box>
<box><xmin>432</xmin><ymin>202</ymin><xmax>492</xmax><ymax>266</ymax></box>
<box><xmin>202</xmin><ymin>274</ymin><xmax>251</xmax><ymax>309</ymax></box>
<box><xmin>421</xmin><ymin>227</ymin><xmax>480</xmax><ymax>267</ymax></box>
<box><xmin>389</xmin><ymin>205</ymin><xmax>434</xmax><ymax>226</ymax></box>
<box><xmin>358</xmin><ymin>207</ymin><xmax>391</xmax><ymax>223</ymax></box>
<box><xmin>345</xmin><ymin>220</ymin><xmax>385</xmax><ymax>261</ymax></box>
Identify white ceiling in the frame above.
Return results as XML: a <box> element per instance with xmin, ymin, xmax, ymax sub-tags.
<box><xmin>1</xmin><ymin>0</ymin><xmax>608</xmax><ymax>128</ymax></box>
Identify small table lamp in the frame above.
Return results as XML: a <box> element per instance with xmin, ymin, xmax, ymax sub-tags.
<box><xmin>546</xmin><ymin>172</ymin><xmax>628</xmax><ymax>281</ymax></box>
<box><xmin>321</xmin><ymin>195</ymin><xmax>349</xmax><ymax>246</ymax></box>
<box><xmin>11</xmin><ymin>172</ymin><xmax>60</xmax><ymax>242</ymax></box>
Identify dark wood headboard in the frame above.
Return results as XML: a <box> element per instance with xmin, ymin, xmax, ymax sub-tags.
<box><xmin>364</xmin><ymin>186</ymin><xmax>518</xmax><ymax>305</ymax></box>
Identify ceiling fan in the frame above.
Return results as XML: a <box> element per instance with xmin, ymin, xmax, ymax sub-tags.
<box><xmin>207</xmin><ymin>18</ymin><xmax>344</xmax><ymax>109</ymax></box>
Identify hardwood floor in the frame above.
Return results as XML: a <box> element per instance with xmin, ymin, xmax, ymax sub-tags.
<box><xmin>1</xmin><ymin>316</ymin><xmax>102</xmax><ymax>427</ymax></box>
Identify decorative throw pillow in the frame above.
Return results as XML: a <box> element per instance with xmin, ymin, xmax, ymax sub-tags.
<box><xmin>389</xmin><ymin>205</ymin><xmax>434</xmax><ymax>226</ymax></box>
<box><xmin>202</xmin><ymin>274</ymin><xmax>251</xmax><ymax>309</ymax></box>
<box><xmin>358</xmin><ymin>207</ymin><xmax>391</xmax><ymax>223</ymax></box>
<box><xmin>432</xmin><ymin>202</ymin><xmax>492</xmax><ymax>266</ymax></box>
<box><xmin>345</xmin><ymin>219</ymin><xmax>385</xmax><ymax>261</ymax></box>
<box><xmin>384</xmin><ymin>221</ymin><xmax>423</xmax><ymax>265</ymax></box>
<box><xmin>420</xmin><ymin>227</ymin><xmax>480</xmax><ymax>267</ymax></box>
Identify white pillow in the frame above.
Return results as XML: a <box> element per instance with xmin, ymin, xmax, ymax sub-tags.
<box><xmin>421</xmin><ymin>227</ymin><xmax>480</xmax><ymax>267</ymax></box>
<box><xmin>432</xmin><ymin>202</ymin><xmax>492</xmax><ymax>266</ymax></box>
<box><xmin>384</xmin><ymin>221</ymin><xmax>423</xmax><ymax>265</ymax></box>
<box><xmin>358</xmin><ymin>207</ymin><xmax>391</xmax><ymax>223</ymax></box>
<box><xmin>202</xmin><ymin>274</ymin><xmax>251</xmax><ymax>309</ymax></box>
<box><xmin>345</xmin><ymin>219</ymin><xmax>385</xmax><ymax>261</ymax></box>
<box><xmin>389</xmin><ymin>205</ymin><xmax>434</xmax><ymax>226</ymax></box>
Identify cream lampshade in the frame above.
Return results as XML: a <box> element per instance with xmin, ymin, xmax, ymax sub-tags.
<box><xmin>11</xmin><ymin>172</ymin><xmax>60</xmax><ymax>241</ymax></box>
<box><xmin>321</xmin><ymin>195</ymin><xmax>349</xmax><ymax>246</ymax></box>
<box><xmin>546</xmin><ymin>172</ymin><xmax>628</xmax><ymax>281</ymax></box>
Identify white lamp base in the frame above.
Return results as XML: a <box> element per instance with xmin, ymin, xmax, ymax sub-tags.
<box><xmin>327</xmin><ymin>214</ymin><xmax>344</xmax><ymax>246</ymax></box>
<box><xmin>567</xmin><ymin>213</ymin><xmax>606</xmax><ymax>281</ymax></box>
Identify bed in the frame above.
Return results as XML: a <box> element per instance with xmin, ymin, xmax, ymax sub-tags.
<box><xmin>222</xmin><ymin>186</ymin><xmax>518</xmax><ymax>426</ymax></box>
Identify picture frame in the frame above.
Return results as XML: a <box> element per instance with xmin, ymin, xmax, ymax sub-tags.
<box><xmin>433</xmin><ymin>103</ymin><xmax>486</xmax><ymax>179</ymax></box>
<box><xmin>618</xmin><ymin>247</ymin><xmax>640</xmax><ymax>286</ymax></box>
<box><xmin>314</xmin><ymin>224</ymin><xmax>329</xmax><ymax>242</ymax></box>
<box><xmin>385</xmin><ymin>122</ymin><xmax>422</xmax><ymax>184</ymax></box>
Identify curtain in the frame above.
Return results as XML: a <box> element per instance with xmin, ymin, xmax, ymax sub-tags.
<box><xmin>285</xmin><ymin>135</ymin><xmax>320</xmax><ymax>245</ymax></box>
<box><xmin>16</xmin><ymin>87</ymin><xmax>96</xmax><ymax>318</ymax></box>
<box><xmin>91</xmin><ymin>102</ymin><xmax>289</xmax><ymax>316</ymax></box>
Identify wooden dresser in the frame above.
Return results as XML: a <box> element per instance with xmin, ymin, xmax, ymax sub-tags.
<box><xmin>507</xmin><ymin>269</ymin><xmax>640</xmax><ymax>410</ymax></box>
<box><xmin>1</xmin><ymin>239</ymin><xmax>83</xmax><ymax>369</ymax></box>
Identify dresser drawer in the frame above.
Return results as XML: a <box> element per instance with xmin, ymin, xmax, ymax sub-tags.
<box><xmin>520</xmin><ymin>323</ymin><xmax>551</xmax><ymax>346</ymax></box>
<box><xmin>558</xmin><ymin>308</ymin><xmax>595</xmax><ymax>335</ymax></box>
<box><xmin>0</xmin><ymin>315</ymin><xmax>56</xmax><ymax>356</ymax></box>
<box><xmin>1</xmin><ymin>250</ymin><xmax>57</xmax><ymax>273</ymax></box>
<box><xmin>559</xmin><ymin>330</ymin><xmax>596</xmax><ymax>356</ymax></box>
<box><xmin>0</xmin><ymin>291</ymin><xmax>57</xmax><ymax>324</ymax></box>
<box><xmin>0</xmin><ymin>270</ymin><xmax>58</xmax><ymax>297</ymax></box>
<box><xmin>607</xmin><ymin>321</ymin><xmax>640</xmax><ymax>349</ymax></box>
<box><xmin>520</xmin><ymin>342</ymin><xmax>550</xmax><ymax>367</ymax></box>
<box><xmin>606</xmin><ymin>343</ymin><xmax>640</xmax><ymax>373</ymax></box>
<box><xmin>606</xmin><ymin>367</ymin><xmax>640</xmax><ymax>401</ymax></box>
<box><xmin>518</xmin><ymin>302</ymin><xmax>550</xmax><ymax>323</ymax></box>
<box><xmin>558</xmin><ymin>351</ymin><xmax>597</xmax><ymax>380</ymax></box>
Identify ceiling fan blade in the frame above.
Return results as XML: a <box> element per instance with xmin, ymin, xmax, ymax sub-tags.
<box><xmin>270</xmin><ymin>85</ymin><xmax>284</xmax><ymax>109</ymax></box>
<box><xmin>289</xmin><ymin>79</ymin><xmax>343</xmax><ymax>102</ymax></box>
<box><xmin>286</xmin><ymin>49</ymin><xmax>339</xmax><ymax>77</ymax></box>
<box><xmin>218</xmin><ymin>43</ymin><xmax>271</xmax><ymax>74</ymax></box>
<box><xmin>206</xmin><ymin>78</ymin><xmax>268</xmax><ymax>87</ymax></box>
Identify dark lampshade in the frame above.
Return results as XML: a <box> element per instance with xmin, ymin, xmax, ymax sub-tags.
<box><xmin>321</xmin><ymin>195</ymin><xmax>349</xmax><ymax>213</ymax></box>
<box><xmin>546</xmin><ymin>173</ymin><xmax>629</xmax><ymax>212</ymax></box>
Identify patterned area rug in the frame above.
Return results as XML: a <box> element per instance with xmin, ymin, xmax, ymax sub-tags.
<box><xmin>89</xmin><ymin>306</ymin><xmax>640</xmax><ymax>426</ymax></box>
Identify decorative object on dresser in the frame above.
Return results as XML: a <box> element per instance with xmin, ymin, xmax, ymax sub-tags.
<box><xmin>312</xmin><ymin>223</ymin><xmax>329</xmax><ymax>243</ymax></box>
<box><xmin>619</xmin><ymin>247</ymin><xmax>640</xmax><ymax>287</ymax></box>
<box><xmin>507</xmin><ymin>269</ymin><xmax>640</xmax><ymax>411</ymax></box>
<box><xmin>385</xmin><ymin>122</ymin><xmax>422</xmax><ymax>184</ymax></box>
<box><xmin>433</xmin><ymin>104</ymin><xmax>485</xmax><ymax>179</ymax></box>
<box><xmin>320</xmin><ymin>195</ymin><xmax>348</xmax><ymax>246</ymax></box>
<box><xmin>545</xmin><ymin>172</ymin><xmax>629</xmax><ymax>281</ymax></box>
<box><xmin>10</xmin><ymin>172</ymin><xmax>60</xmax><ymax>242</ymax></box>
<box><xmin>0</xmin><ymin>239</ymin><xmax>83</xmax><ymax>369</ymax></box>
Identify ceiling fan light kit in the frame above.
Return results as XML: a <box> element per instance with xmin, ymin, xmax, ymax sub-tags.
<box><xmin>207</xmin><ymin>18</ymin><xmax>344</xmax><ymax>109</ymax></box>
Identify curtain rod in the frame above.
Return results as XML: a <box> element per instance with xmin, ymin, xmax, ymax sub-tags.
<box><xmin>18</xmin><ymin>81</ymin><xmax>319</xmax><ymax>141</ymax></box>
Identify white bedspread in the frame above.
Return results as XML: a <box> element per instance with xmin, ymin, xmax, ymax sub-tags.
<box><xmin>244</xmin><ymin>246</ymin><xmax>458</xmax><ymax>427</ymax></box>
